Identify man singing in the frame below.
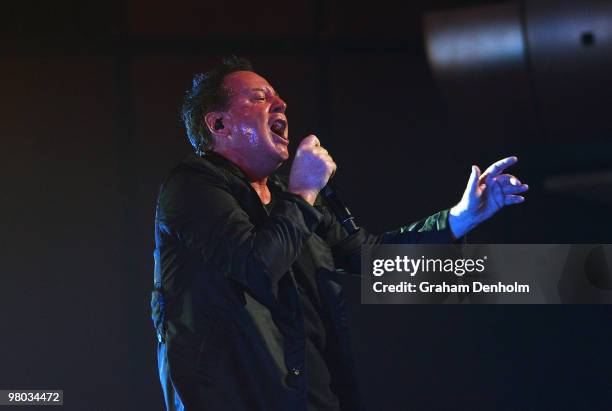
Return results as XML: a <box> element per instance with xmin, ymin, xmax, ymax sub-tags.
<box><xmin>151</xmin><ymin>56</ymin><xmax>528</xmax><ymax>410</ymax></box>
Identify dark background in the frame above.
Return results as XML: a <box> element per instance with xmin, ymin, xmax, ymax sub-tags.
<box><xmin>2</xmin><ymin>0</ymin><xmax>612</xmax><ymax>409</ymax></box>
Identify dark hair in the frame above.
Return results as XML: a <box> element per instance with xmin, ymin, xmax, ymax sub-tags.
<box><xmin>181</xmin><ymin>56</ymin><xmax>253</xmax><ymax>155</ymax></box>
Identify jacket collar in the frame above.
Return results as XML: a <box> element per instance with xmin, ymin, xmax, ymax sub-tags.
<box><xmin>189</xmin><ymin>151</ymin><xmax>286</xmax><ymax>188</ymax></box>
<box><xmin>198</xmin><ymin>151</ymin><xmax>246</xmax><ymax>179</ymax></box>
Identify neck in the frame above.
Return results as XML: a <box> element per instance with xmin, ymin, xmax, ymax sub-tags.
<box><xmin>213</xmin><ymin>149</ymin><xmax>280</xmax><ymax>182</ymax></box>
<box><xmin>211</xmin><ymin>149</ymin><xmax>278</xmax><ymax>204</ymax></box>
<box><xmin>250</xmin><ymin>178</ymin><xmax>271</xmax><ymax>204</ymax></box>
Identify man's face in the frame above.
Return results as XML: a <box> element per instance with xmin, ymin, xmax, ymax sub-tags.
<box><xmin>219</xmin><ymin>71</ymin><xmax>289</xmax><ymax>172</ymax></box>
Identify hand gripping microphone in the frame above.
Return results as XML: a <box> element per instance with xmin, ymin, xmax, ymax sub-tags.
<box><xmin>321</xmin><ymin>182</ymin><xmax>359</xmax><ymax>235</ymax></box>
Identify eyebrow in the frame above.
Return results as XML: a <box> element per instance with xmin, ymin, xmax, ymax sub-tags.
<box><xmin>251</xmin><ymin>87</ymin><xmax>280</xmax><ymax>97</ymax></box>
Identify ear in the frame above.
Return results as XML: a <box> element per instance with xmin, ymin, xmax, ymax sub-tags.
<box><xmin>204</xmin><ymin>112</ymin><xmax>229</xmax><ymax>138</ymax></box>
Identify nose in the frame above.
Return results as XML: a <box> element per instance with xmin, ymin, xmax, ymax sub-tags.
<box><xmin>270</xmin><ymin>95</ymin><xmax>287</xmax><ymax>113</ymax></box>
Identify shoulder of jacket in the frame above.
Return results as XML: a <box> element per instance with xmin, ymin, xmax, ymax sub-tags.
<box><xmin>170</xmin><ymin>153</ymin><xmax>242</xmax><ymax>185</ymax></box>
<box><xmin>155</xmin><ymin>155</ymin><xmax>229</xmax><ymax>200</ymax></box>
<box><xmin>176</xmin><ymin>153</ymin><xmax>227</xmax><ymax>177</ymax></box>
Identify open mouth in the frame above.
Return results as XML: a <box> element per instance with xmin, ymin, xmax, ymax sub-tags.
<box><xmin>269</xmin><ymin>119</ymin><xmax>288</xmax><ymax>140</ymax></box>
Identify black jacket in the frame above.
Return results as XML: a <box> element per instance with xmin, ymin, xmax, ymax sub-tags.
<box><xmin>151</xmin><ymin>153</ymin><xmax>454</xmax><ymax>411</ymax></box>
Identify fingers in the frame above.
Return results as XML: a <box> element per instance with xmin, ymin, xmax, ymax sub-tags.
<box><xmin>321</xmin><ymin>154</ymin><xmax>336</xmax><ymax>169</ymax></box>
<box><xmin>297</xmin><ymin>134</ymin><xmax>336</xmax><ymax>176</ymax></box>
<box><xmin>328</xmin><ymin>160</ymin><xmax>338</xmax><ymax>179</ymax></box>
<box><xmin>313</xmin><ymin>146</ymin><xmax>329</xmax><ymax>156</ymax></box>
<box><xmin>485</xmin><ymin>172</ymin><xmax>494</xmax><ymax>189</ymax></box>
<box><xmin>495</xmin><ymin>174</ymin><xmax>529</xmax><ymax>194</ymax></box>
<box><xmin>483</xmin><ymin>156</ymin><xmax>518</xmax><ymax>178</ymax></box>
<box><xmin>504</xmin><ymin>195</ymin><xmax>525</xmax><ymax>205</ymax></box>
<box><xmin>495</xmin><ymin>174</ymin><xmax>520</xmax><ymax>185</ymax></box>
<box><xmin>466</xmin><ymin>165</ymin><xmax>481</xmax><ymax>195</ymax></box>
<box><xmin>503</xmin><ymin>185</ymin><xmax>529</xmax><ymax>195</ymax></box>
<box><xmin>301</xmin><ymin>135</ymin><xmax>331</xmax><ymax>159</ymax></box>
<box><xmin>312</xmin><ymin>144</ymin><xmax>333</xmax><ymax>163</ymax></box>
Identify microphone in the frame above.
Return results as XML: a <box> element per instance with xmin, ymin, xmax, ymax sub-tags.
<box><xmin>321</xmin><ymin>182</ymin><xmax>359</xmax><ymax>235</ymax></box>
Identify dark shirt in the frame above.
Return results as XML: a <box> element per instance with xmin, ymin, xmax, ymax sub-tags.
<box><xmin>264</xmin><ymin>197</ymin><xmax>341</xmax><ymax>411</ymax></box>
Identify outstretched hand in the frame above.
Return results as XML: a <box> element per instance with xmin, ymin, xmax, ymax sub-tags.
<box><xmin>448</xmin><ymin>156</ymin><xmax>528</xmax><ymax>239</ymax></box>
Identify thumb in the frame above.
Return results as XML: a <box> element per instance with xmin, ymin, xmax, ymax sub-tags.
<box><xmin>466</xmin><ymin>165</ymin><xmax>481</xmax><ymax>196</ymax></box>
<box><xmin>299</xmin><ymin>134</ymin><xmax>320</xmax><ymax>149</ymax></box>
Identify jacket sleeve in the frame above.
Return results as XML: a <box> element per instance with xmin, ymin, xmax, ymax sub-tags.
<box><xmin>156</xmin><ymin>169</ymin><xmax>324</xmax><ymax>296</ymax></box>
<box><xmin>314</xmin><ymin>199</ymin><xmax>454</xmax><ymax>274</ymax></box>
